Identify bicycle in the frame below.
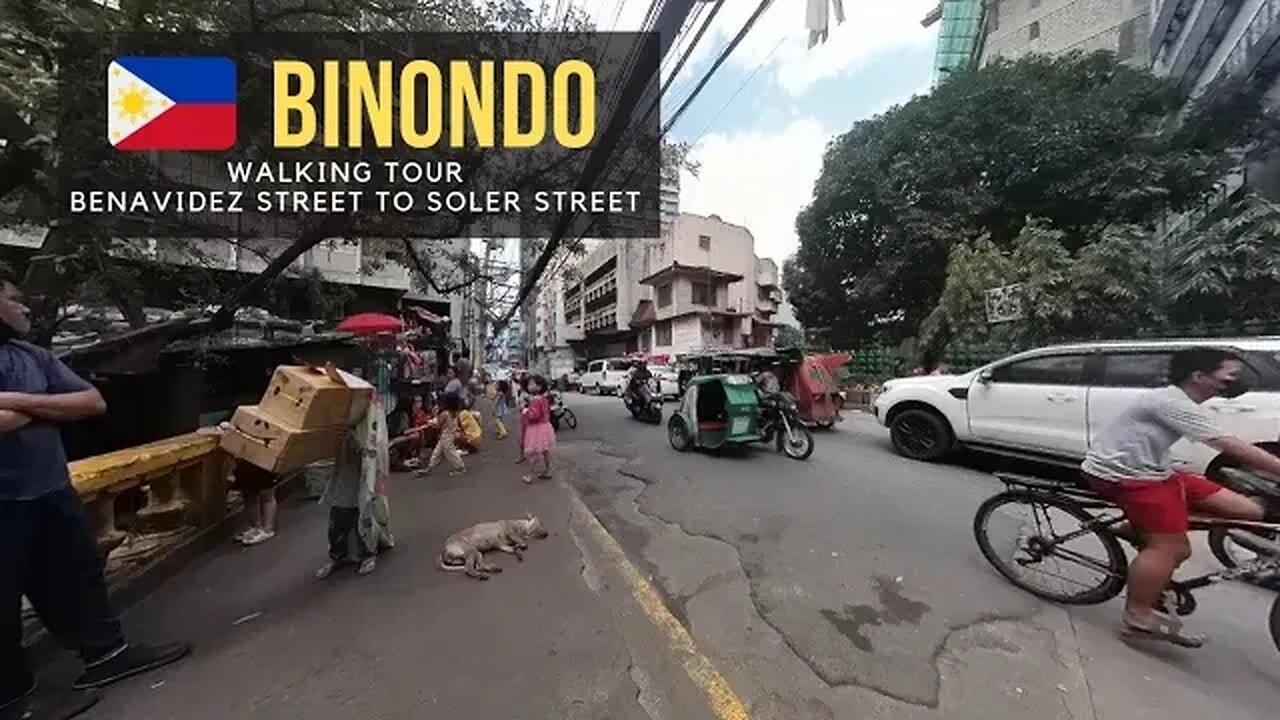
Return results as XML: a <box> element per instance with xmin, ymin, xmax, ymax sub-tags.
<box><xmin>972</xmin><ymin>468</ymin><xmax>1280</xmax><ymax>651</ymax></box>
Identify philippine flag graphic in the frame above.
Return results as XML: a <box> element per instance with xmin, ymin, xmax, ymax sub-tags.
<box><xmin>106</xmin><ymin>56</ymin><xmax>237</xmax><ymax>151</ymax></box>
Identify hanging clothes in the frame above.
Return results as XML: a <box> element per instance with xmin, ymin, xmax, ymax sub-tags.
<box><xmin>806</xmin><ymin>0</ymin><xmax>846</xmax><ymax>48</ymax></box>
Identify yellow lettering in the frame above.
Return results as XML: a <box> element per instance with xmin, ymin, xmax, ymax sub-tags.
<box><xmin>273</xmin><ymin>61</ymin><xmax>316</xmax><ymax>148</ymax></box>
<box><xmin>400</xmin><ymin>60</ymin><xmax>443</xmax><ymax>149</ymax></box>
<box><xmin>323</xmin><ymin>60</ymin><xmax>340</xmax><ymax>147</ymax></box>
<box><xmin>503</xmin><ymin>60</ymin><xmax>545</xmax><ymax>148</ymax></box>
<box><xmin>450</xmin><ymin>60</ymin><xmax>495</xmax><ymax>148</ymax></box>
<box><xmin>348</xmin><ymin>61</ymin><xmax>393</xmax><ymax>148</ymax></box>
<box><xmin>553</xmin><ymin>60</ymin><xmax>595</xmax><ymax>149</ymax></box>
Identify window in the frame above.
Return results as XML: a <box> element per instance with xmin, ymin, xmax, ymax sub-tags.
<box><xmin>657</xmin><ymin>283</ymin><xmax>672</xmax><ymax>307</ymax></box>
<box><xmin>989</xmin><ymin>354</ymin><xmax>1086</xmax><ymax>385</ymax></box>
<box><xmin>698</xmin><ymin>234</ymin><xmax>711</xmax><ymax>251</ymax></box>
<box><xmin>608</xmin><ymin>360</ymin><xmax>631</xmax><ymax>371</ymax></box>
<box><xmin>691</xmin><ymin>282</ymin><xmax>714</xmax><ymax>306</ymax></box>
<box><xmin>1028</xmin><ymin>21</ymin><xmax>1040</xmax><ymax>40</ymax></box>
<box><xmin>588</xmin><ymin>361</ymin><xmax>603</xmax><ymax>373</ymax></box>
<box><xmin>1100</xmin><ymin>353</ymin><xmax>1172</xmax><ymax>388</ymax></box>
<box><xmin>655</xmin><ymin>320</ymin><xmax>673</xmax><ymax>346</ymax></box>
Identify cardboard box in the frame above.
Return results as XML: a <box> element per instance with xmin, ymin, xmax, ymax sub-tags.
<box><xmin>219</xmin><ymin>405</ymin><xmax>342</xmax><ymax>474</ymax></box>
<box><xmin>258</xmin><ymin>365</ymin><xmax>373</xmax><ymax>430</ymax></box>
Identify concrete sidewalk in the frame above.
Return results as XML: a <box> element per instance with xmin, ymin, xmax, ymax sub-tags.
<box><xmin>42</xmin><ymin>428</ymin><xmax>721</xmax><ymax>720</ymax></box>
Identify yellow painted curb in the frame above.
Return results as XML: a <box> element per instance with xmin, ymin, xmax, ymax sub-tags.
<box><xmin>570</xmin><ymin>493</ymin><xmax>752</xmax><ymax>720</ymax></box>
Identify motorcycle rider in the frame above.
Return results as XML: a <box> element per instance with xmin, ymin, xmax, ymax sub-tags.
<box><xmin>625</xmin><ymin>359</ymin><xmax>654</xmax><ymax>405</ymax></box>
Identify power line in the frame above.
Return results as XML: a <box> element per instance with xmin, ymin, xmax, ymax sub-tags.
<box><xmin>497</xmin><ymin>1</ymin><xmax>777</xmax><ymax>331</ymax></box>
<box><xmin>663</xmin><ymin>0</ymin><xmax>775</xmax><ymax>135</ymax></box>
<box><xmin>495</xmin><ymin>0</ymin><xmax>703</xmax><ymax>331</ymax></box>
<box><xmin>687</xmin><ymin>33</ymin><xmax>785</xmax><ymax>147</ymax></box>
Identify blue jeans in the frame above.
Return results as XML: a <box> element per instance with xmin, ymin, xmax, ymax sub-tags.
<box><xmin>1</xmin><ymin>487</ymin><xmax>124</xmax><ymax>700</ymax></box>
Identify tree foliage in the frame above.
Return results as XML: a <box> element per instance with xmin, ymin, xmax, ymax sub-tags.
<box><xmin>786</xmin><ymin>51</ymin><xmax>1280</xmax><ymax>348</ymax></box>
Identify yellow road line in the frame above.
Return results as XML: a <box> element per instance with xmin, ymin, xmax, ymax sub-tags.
<box><xmin>570</xmin><ymin>493</ymin><xmax>752</xmax><ymax>720</ymax></box>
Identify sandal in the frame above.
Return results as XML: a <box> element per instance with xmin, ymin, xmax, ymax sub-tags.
<box><xmin>522</xmin><ymin>475</ymin><xmax>534</xmax><ymax>484</ymax></box>
<box><xmin>1118</xmin><ymin>614</ymin><xmax>1205</xmax><ymax>648</ymax></box>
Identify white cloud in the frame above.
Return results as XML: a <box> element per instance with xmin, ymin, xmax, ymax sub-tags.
<box><xmin>571</xmin><ymin>0</ymin><xmax>938</xmax><ymax>96</ymax></box>
<box><xmin>679</xmin><ymin>116</ymin><xmax>830</xmax><ymax>266</ymax></box>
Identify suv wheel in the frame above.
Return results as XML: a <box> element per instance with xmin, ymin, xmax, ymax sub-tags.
<box><xmin>889</xmin><ymin>408</ymin><xmax>953</xmax><ymax>461</ymax></box>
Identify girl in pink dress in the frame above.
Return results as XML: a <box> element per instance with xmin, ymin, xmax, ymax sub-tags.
<box><xmin>521</xmin><ymin>375</ymin><xmax>557</xmax><ymax>484</ymax></box>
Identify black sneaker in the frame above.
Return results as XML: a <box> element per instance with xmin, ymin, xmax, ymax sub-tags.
<box><xmin>72</xmin><ymin>642</ymin><xmax>191</xmax><ymax>690</ymax></box>
<box><xmin>0</xmin><ymin>685</ymin><xmax>99</xmax><ymax>720</ymax></box>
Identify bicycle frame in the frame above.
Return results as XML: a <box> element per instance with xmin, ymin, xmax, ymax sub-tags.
<box><xmin>994</xmin><ymin>471</ymin><xmax>1280</xmax><ymax>594</ymax></box>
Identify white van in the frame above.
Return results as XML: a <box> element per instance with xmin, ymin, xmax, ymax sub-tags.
<box><xmin>581</xmin><ymin>358</ymin><xmax>633</xmax><ymax>396</ymax></box>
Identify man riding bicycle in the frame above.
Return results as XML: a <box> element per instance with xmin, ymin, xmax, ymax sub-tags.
<box><xmin>1082</xmin><ymin>347</ymin><xmax>1280</xmax><ymax>648</ymax></box>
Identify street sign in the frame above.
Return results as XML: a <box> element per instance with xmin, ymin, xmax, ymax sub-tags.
<box><xmin>985</xmin><ymin>284</ymin><xmax>1024</xmax><ymax>324</ymax></box>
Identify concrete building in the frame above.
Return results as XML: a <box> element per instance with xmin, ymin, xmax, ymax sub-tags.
<box><xmin>531</xmin><ymin>264</ymin><xmax>578</xmax><ymax>379</ymax></box>
<box><xmin>1148</xmin><ymin>1</ymin><xmax>1280</xmax><ymax>244</ymax></box>
<box><xmin>633</xmin><ymin>213</ymin><xmax>781</xmax><ymax>357</ymax></box>
<box><xmin>555</xmin><ymin>215</ymin><xmax>783</xmax><ymax>361</ymax></box>
<box><xmin>659</xmin><ymin>176</ymin><xmax>681</xmax><ymax>238</ymax></box>
<box><xmin>979</xmin><ymin>0</ymin><xmax>1151</xmax><ymax>66</ymax></box>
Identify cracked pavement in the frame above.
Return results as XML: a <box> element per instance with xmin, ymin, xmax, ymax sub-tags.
<box><xmin>559</xmin><ymin>394</ymin><xmax>1280</xmax><ymax>720</ymax></box>
<box><xmin>42</xmin><ymin>422</ymin><xmax>719</xmax><ymax>720</ymax></box>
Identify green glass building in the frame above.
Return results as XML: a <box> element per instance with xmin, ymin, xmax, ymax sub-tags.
<box><xmin>930</xmin><ymin>0</ymin><xmax>986</xmax><ymax>87</ymax></box>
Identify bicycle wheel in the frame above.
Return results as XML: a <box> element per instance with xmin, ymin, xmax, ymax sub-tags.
<box><xmin>563</xmin><ymin>409</ymin><xmax>578</xmax><ymax>429</ymax></box>
<box><xmin>1271</xmin><ymin>594</ymin><xmax>1280</xmax><ymax>653</ymax></box>
<box><xmin>974</xmin><ymin>490</ymin><xmax>1129</xmax><ymax>605</ymax></box>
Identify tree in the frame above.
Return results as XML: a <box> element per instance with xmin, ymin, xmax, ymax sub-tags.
<box><xmin>774</xmin><ymin>324</ymin><xmax>804</xmax><ymax>349</ymax></box>
<box><xmin>786</xmin><ymin>51</ymin><xmax>1280</xmax><ymax>347</ymax></box>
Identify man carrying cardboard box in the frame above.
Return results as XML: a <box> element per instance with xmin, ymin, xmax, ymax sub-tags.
<box><xmin>0</xmin><ymin>271</ymin><xmax>189</xmax><ymax>720</ymax></box>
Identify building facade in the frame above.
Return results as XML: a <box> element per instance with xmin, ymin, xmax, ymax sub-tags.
<box><xmin>924</xmin><ymin>0</ymin><xmax>989</xmax><ymax>86</ymax></box>
<box><xmin>553</xmin><ymin>214</ymin><xmax>783</xmax><ymax>362</ymax></box>
<box><xmin>979</xmin><ymin>0</ymin><xmax>1151</xmax><ymax>66</ymax></box>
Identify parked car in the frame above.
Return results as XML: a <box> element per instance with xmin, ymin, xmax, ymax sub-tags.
<box><xmin>872</xmin><ymin>338</ymin><xmax>1280</xmax><ymax>476</ymax></box>
<box><xmin>565</xmin><ymin>369</ymin><xmax>582</xmax><ymax>391</ymax></box>
<box><xmin>648</xmin><ymin>364</ymin><xmax>680</xmax><ymax>399</ymax></box>
<box><xmin>580</xmin><ymin>358</ymin><xmax>632</xmax><ymax>395</ymax></box>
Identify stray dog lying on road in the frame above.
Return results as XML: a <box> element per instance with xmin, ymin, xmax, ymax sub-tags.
<box><xmin>439</xmin><ymin>514</ymin><xmax>550</xmax><ymax>580</ymax></box>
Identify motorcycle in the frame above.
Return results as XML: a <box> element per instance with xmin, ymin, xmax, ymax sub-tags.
<box><xmin>549</xmin><ymin>390</ymin><xmax>578</xmax><ymax>431</ymax></box>
<box><xmin>623</xmin><ymin>377</ymin><xmax>663</xmax><ymax>424</ymax></box>
<box><xmin>758</xmin><ymin>390</ymin><xmax>815</xmax><ymax>460</ymax></box>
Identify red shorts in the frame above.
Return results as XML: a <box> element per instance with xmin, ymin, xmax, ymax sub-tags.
<box><xmin>1086</xmin><ymin>471</ymin><xmax>1224</xmax><ymax>534</ymax></box>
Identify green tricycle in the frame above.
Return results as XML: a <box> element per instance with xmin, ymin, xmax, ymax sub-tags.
<box><xmin>667</xmin><ymin>374</ymin><xmax>761</xmax><ymax>452</ymax></box>
<box><xmin>667</xmin><ymin>373</ymin><xmax>815</xmax><ymax>460</ymax></box>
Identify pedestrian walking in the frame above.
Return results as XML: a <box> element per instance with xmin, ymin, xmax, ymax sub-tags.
<box><xmin>316</xmin><ymin>396</ymin><xmax>394</xmax><ymax>579</ymax></box>
<box><xmin>0</xmin><ymin>271</ymin><xmax>189</xmax><ymax>719</ymax></box>
<box><xmin>493</xmin><ymin>379</ymin><xmax>511</xmax><ymax>439</ymax></box>
<box><xmin>229</xmin><ymin>460</ymin><xmax>280</xmax><ymax>546</ymax></box>
<box><xmin>419</xmin><ymin>393</ymin><xmax>466</xmax><ymax>477</ymax></box>
<box><xmin>521</xmin><ymin>375</ymin><xmax>557</xmax><ymax>485</ymax></box>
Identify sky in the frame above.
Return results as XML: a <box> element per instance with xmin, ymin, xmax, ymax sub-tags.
<box><xmin>571</xmin><ymin>0</ymin><xmax>941</xmax><ymax>266</ymax></box>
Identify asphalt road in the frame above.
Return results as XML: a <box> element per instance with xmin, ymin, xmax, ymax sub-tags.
<box><xmin>557</xmin><ymin>393</ymin><xmax>1280</xmax><ymax>720</ymax></box>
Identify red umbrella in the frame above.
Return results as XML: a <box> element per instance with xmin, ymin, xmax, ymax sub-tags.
<box><xmin>337</xmin><ymin>312</ymin><xmax>404</xmax><ymax>335</ymax></box>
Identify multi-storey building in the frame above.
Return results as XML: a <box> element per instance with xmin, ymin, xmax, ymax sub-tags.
<box><xmin>978</xmin><ymin>0</ymin><xmax>1151</xmax><ymax>66</ymax></box>
<box><xmin>923</xmin><ymin>0</ymin><xmax>989</xmax><ymax>86</ymax></box>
